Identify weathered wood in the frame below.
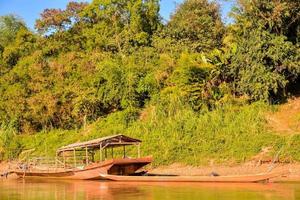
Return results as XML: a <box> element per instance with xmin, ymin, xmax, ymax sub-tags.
<box><xmin>100</xmin><ymin>144</ymin><xmax>102</xmax><ymax>162</ymax></box>
<box><xmin>15</xmin><ymin>135</ymin><xmax>151</xmax><ymax>180</ymax></box>
<box><xmin>57</xmin><ymin>135</ymin><xmax>141</xmax><ymax>153</ymax></box>
<box><xmin>100</xmin><ymin>171</ymin><xmax>289</xmax><ymax>183</ymax></box>
<box><xmin>73</xmin><ymin>149</ymin><xmax>77</xmax><ymax>168</ymax></box>
<box><xmin>123</xmin><ymin>145</ymin><xmax>126</xmax><ymax>158</ymax></box>
<box><xmin>13</xmin><ymin>157</ymin><xmax>153</xmax><ymax>180</ymax></box>
<box><xmin>85</xmin><ymin>147</ymin><xmax>88</xmax><ymax>165</ymax></box>
<box><xmin>137</xmin><ymin>144</ymin><xmax>141</xmax><ymax>158</ymax></box>
<box><xmin>63</xmin><ymin>151</ymin><xmax>66</xmax><ymax>169</ymax></box>
<box><xmin>55</xmin><ymin>152</ymin><xmax>58</xmax><ymax>169</ymax></box>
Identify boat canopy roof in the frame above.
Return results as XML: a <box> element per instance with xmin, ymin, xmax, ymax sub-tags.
<box><xmin>57</xmin><ymin>134</ymin><xmax>141</xmax><ymax>154</ymax></box>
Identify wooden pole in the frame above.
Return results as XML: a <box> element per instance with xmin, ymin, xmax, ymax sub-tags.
<box><xmin>137</xmin><ymin>144</ymin><xmax>141</xmax><ymax>158</ymax></box>
<box><xmin>63</xmin><ymin>151</ymin><xmax>66</xmax><ymax>169</ymax></box>
<box><xmin>85</xmin><ymin>147</ymin><xmax>88</xmax><ymax>165</ymax></box>
<box><xmin>100</xmin><ymin>144</ymin><xmax>102</xmax><ymax>162</ymax></box>
<box><xmin>123</xmin><ymin>145</ymin><xmax>126</xmax><ymax>158</ymax></box>
<box><xmin>73</xmin><ymin>149</ymin><xmax>76</xmax><ymax>168</ymax></box>
<box><xmin>55</xmin><ymin>152</ymin><xmax>58</xmax><ymax>169</ymax></box>
<box><xmin>111</xmin><ymin>147</ymin><xmax>114</xmax><ymax>158</ymax></box>
<box><xmin>105</xmin><ymin>148</ymin><xmax>107</xmax><ymax>160</ymax></box>
<box><xmin>92</xmin><ymin>152</ymin><xmax>95</xmax><ymax>162</ymax></box>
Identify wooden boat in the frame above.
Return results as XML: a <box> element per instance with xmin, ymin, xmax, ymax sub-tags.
<box><xmin>14</xmin><ymin>135</ymin><xmax>152</xmax><ymax>180</ymax></box>
<box><xmin>14</xmin><ymin>157</ymin><xmax>152</xmax><ymax>180</ymax></box>
<box><xmin>100</xmin><ymin>171</ymin><xmax>289</xmax><ymax>183</ymax></box>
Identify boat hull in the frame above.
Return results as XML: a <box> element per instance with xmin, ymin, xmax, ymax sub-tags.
<box><xmin>100</xmin><ymin>171</ymin><xmax>288</xmax><ymax>183</ymax></box>
<box><xmin>14</xmin><ymin>157</ymin><xmax>152</xmax><ymax>180</ymax></box>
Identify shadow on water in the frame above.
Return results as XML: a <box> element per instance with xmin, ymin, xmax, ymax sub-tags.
<box><xmin>0</xmin><ymin>179</ymin><xmax>300</xmax><ymax>200</ymax></box>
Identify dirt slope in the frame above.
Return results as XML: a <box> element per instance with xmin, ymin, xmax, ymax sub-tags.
<box><xmin>266</xmin><ymin>97</ymin><xmax>300</xmax><ymax>134</ymax></box>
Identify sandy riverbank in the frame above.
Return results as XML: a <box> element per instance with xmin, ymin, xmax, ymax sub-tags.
<box><xmin>0</xmin><ymin>161</ymin><xmax>19</xmax><ymax>179</ymax></box>
<box><xmin>149</xmin><ymin>162</ymin><xmax>298</xmax><ymax>176</ymax></box>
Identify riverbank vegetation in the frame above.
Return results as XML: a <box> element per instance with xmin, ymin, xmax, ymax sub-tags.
<box><xmin>0</xmin><ymin>0</ymin><xmax>299</xmax><ymax>165</ymax></box>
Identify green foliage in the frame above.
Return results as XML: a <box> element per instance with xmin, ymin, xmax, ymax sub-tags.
<box><xmin>19</xmin><ymin>129</ymin><xmax>81</xmax><ymax>157</ymax></box>
<box><xmin>223</xmin><ymin>0</ymin><xmax>300</xmax><ymax>101</ymax></box>
<box><xmin>282</xmin><ymin>135</ymin><xmax>300</xmax><ymax>162</ymax></box>
<box><xmin>164</xmin><ymin>0</ymin><xmax>224</xmax><ymax>53</ymax></box>
<box><xmin>0</xmin><ymin>15</ymin><xmax>26</xmax><ymax>47</ymax></box>
<box><xmin>35</xmin><ymin>2</ymin><xmax>88</xmax><ymax>34</ymax></box>
<box><xmin>0</xmin><ymin>15</ymin><xmax>30</xmax><ymax>72</ymax></box>
<box><xmin>135</xmin><ymin>101</ymin><xmax>276</xmax><ymax>165</ymax></box>
<box><xmin>235</xmin><ymin>0</ymin><xmax>300</xmax><ymax>43</ymax></box>
<box><xmin>18</xmin><ymin>102</ymin><xmax>288</xmax><ymax>166</ymax></box>
<box><xmin>228</xmin><ymin>29</ymin><xmax>299</xmax><ymax>101</ymax></box>
<box><xmin>0</xmin><ymin>0</ymin><xmax>300</xmax><ymax>165</ymax></box>
<box><xmin>0</xmin><ymin>121</ymin><xmax>22</xmax><ymax>160</ymax></box>
<box><xmin>81</xmin><ymin>0</ymin><xmax>160</xmax><ymax>52</ymax></box>
<box><xmin>2</xmin><ymin>28</ymin><xmax>37</xmax><ymax>68</ymax></box>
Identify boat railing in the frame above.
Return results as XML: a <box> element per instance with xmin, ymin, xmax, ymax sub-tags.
<box><xmin>22</xmin><ymin>156</ymin><xmax>90</xmax><ymax>172</ymax></box>
<box><xmin>22</xmin><ymin>157</ymin><xmax>73</xmax><ymax>172</ymax></box>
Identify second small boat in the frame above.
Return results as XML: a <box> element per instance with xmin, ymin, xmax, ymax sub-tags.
<box><xmin>100</xmin><ymin>171</ymin><xmax>288</xmax><ymax>183</ymax></box>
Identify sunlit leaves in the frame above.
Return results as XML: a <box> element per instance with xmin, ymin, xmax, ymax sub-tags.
<box><xmin>35</xmin><ymin>2</ymin><xmax>88</xmax><ymax>34</ymax></box>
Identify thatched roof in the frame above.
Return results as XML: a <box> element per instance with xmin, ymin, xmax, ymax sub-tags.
<box><xmin>57</xmin><ymin>134</ymin><xmax>141</xmax><ymax>154</ymax></box>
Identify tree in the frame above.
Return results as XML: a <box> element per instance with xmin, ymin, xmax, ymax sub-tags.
<box><xmin>35</xmin><ymin>2</ymin><xmax>88</xmax><ymax>34</ymax></box>
<box><xmin>224</xmin><ymin>0</ymin><xmax>300</xmax><ymax>101</ymax></box>
<box><xmin>2</xmin><ymin>28</ymin><xmax>36</xmax><ymax>69</ymax></box>
<box><xmin>81</xmin><ymin>0</ymin><xmax>161</xmax><ymax>52</ymax></box>
<box><xmin>235</xmin><ymin>0</ymin><xmax>300</xmax><ymax>43</ymax></box>
<box><xmin>0</xmin><ymin>15</ymin><xmax>26</xmax><ymax>47</ymax></box>
<box><xmin>165</xmin><ymin>0</ymin><xmax>224</xmax><ymax>53</ymax></box>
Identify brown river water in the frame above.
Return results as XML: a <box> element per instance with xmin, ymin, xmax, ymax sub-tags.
<box><xmin>0</xmin><ymin>179</ymin><xmax>300</xmax><ymax>200</ymax></box>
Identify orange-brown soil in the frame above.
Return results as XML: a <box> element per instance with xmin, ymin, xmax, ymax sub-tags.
<box><xmin>266</xmin><ymin>97</ymin><xmax>300</xmax><ymax>135</ymax></box>
<box><xmin>149</xmin><ymin>162</ymin><xmax>297</xmax><ymax>175</ymax></box>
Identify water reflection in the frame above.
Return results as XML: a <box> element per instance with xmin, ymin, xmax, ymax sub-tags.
<box><xmin>0</xmin><ymin>179</ymin><xmax>299</xmax><ymax>200</ymax></box>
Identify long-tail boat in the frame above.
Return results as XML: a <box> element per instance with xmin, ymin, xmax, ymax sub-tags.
<box><xmin>14</xmin><ymin>135</ymin><xmax>152</xmax><ymax>180</ymax></box>
<box><xmin>100</xmin><ymin>171</ymin><xmax>289</xmax><ymax>183</ymax></box>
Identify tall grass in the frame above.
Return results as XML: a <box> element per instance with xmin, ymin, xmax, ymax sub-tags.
<box><xmin>0</xmin><ymin>121</ymin><xmax>22</xmax><ymax>160</ymax></box>
<box><xmin>9</xmin><ymin>101</ymin><xmax>291</xmax><ymax>166</ymax></box>
<box><xmin>125</xmin><ymin>102</ymin><xmax>282</xmax><ymax>166</ymax></box>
